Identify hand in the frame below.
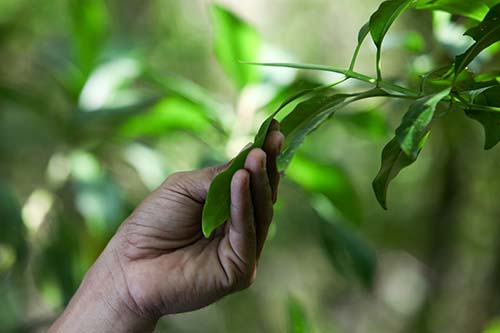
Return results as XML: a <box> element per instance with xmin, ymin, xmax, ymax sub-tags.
<box><xmin>50</xmin><ymin>121</ymin><xmax>284</xmax><ymax>332</ymax></box>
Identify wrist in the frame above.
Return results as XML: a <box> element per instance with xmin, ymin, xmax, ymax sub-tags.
<box><xmin>50</xmin><ymin>245</ymin><xmax>158</xmax><ymax>332</ymax></box>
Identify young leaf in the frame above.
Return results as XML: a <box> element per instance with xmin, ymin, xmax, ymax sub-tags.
<box><xmin>454</xmin><ymin>3</ymin><xmax>500</xmax><ymax>77</ymax></box>
<box><xmin>211</xmin><ymin>4</ymin><xmax>261</xmax><ymax>89</ymax></box>
<box><xmin>395</xmin><ymin>88</ymin><xmax>451</xmax><ymax>159</ymax></box>
<box><xmin>369</xmin><ymin>0</ymin><xmax>412</xmax><ymax>49</ymax></box>
<box><xmin>465</xmin><ymin>86</ymin><xmax>500</xmax><ymax>149</ymax></box>
<box><xmin>372</xmin><ymin>136</ymin><xmax>423</xmax><ymax>209</ymax></box>
<box><xmin>313</xmin><ymin>196</ymin><xmax>376</xmax><ymax>289</ymax></box>
<box><xmin>287</xmin><ymin>154</ymin><xmax>362</xmax><ymax>226</ymax></box>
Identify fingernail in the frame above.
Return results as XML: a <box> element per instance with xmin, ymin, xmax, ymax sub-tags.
<box><xmin>261</xmin><ymin>154</ymin><xmax>267</xmax><ymax>169</ymax></box>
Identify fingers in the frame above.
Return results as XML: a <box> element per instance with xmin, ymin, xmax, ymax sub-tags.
<box><xmin>228</xmin><ymin>169</ymin><xmax>256</xmax><ymax>270</ymax></box>
<box><xmin>244</xmin><ymin>148</ymin><xmax>274</xmax><ymax>260</ymax></box>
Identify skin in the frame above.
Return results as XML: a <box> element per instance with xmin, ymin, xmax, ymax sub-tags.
<box><xmin>50</xmin><ymin>120</ymin><xmax>284</xmax><ymax>332</ymax></box>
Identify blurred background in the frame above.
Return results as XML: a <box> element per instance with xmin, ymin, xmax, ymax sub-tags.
<box><xmin>1</xmin><ymin>0</ymin><xmax>500</xmax><ymax>332</ymax></box>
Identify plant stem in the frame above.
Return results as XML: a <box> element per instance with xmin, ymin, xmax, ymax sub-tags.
<box><xmin>376</xmin><ymin>48</ymin><xmax>382</xmax><ymax>87</ymax></box>
<box><xmin>245</xmin><ymin>62</ymin><xmax>421</xmax><ymax>97</ymax></box>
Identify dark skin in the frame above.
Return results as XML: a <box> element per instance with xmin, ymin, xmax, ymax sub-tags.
<box><xmin>50</xmin><ymin>121</ymin><xmax>284</xmax><ymax>332</ymax></box>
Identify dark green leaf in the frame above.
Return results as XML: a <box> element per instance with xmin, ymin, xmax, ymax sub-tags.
<box><xmin>211</xmin><ymin>5</ymin><xmax>261</xmax><ymax>89</ymax></box>
<box><xmin>313</xmin><ymin>196</ymin><xmax>376</xmax><ymax>289</ymax></box>
<box><xmin>287</xmin><ymin>154</ymin><xmax>362</xmax><ymax>226</ymax></box>
<box><xmin>454</xmin><ymin>4</ymin><xmax>500</xmax><ymax>76</ymax></box>
<box><xmin>279</xmin><ymin>89</ymin><xmax>389</xmax><ymax>170</ymax></box>
<box><xmin>414</xmin><ymin>0</ymin><xmax>493</xmax><ymax>21</ymax></box>
<box><xmin>396</xmin><ymin>88</ymin><xmax>450</xmax><ymax>159</ymax></box>
<box><xmin>465</xmin><ymin>86</ymin><xmax>500</xmax><ymax>149</ymax></box>
<box><xmin>372</xmin><ymin>137</ymin><xmax>422</xmax><ymax>209</ymax></box>
<box><xmin>287</xmin><ymin>296</ymin><xmax>311</xmax><ymax>333</ymax></box>
<box><xmin>278</xmin><ymin>94</ymin><xmax>349</xmax><ymax>170</ymax></box>
<box><xmin>369</xmin><ymin>0</ymin><xmax>413</xmax><ymax>48</ymax></box>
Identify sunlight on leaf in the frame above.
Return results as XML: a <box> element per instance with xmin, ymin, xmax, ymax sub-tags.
<box><xmin>212</xmin><ymin>4</ymin><xmax>261</xmax><ymax>89</ymax></box>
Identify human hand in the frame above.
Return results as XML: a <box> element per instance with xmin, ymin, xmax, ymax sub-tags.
<box><xmin>51</xmin><ymin>121</ymin><xmax>284</xmax><ymax>332</ymax></box>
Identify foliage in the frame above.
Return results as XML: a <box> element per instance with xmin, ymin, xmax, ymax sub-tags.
<box><xmin>1</xmin><ymin>0</ymin><xmax>500</xmax><ymax>331</ymax></box>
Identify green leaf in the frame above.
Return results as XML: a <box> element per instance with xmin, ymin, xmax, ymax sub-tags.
<box><xmin>372</xmin><ymin>136</ymin><xmax>423</xmax><ymax>209</ymax></box>
<box><xmin>279</xmin><ymin>88</ymin><xmax>389</xmax><ymax>170</ymax></box>
<box><xmin>286</xmin><ymin>296</ymin><xmax>311</xmax><ymax>333</ymax></box>
<box><xmin>396</xmin><ymin>88</ymin><xmax>451</xmax><ymax>159</ymax></box>
<box><xmin>414</xmin><ymin>0</ymin><xmax>493</xmax><ymax>21</ymax></box>
<box><xmin>454</xmin><ymin>4</ymin><xmax>500</xmax><ymax>76</ymax></box>
<box><xmin>119</xmin><ymin>97</ymin><xmax>211</xmax><ymax>138</ymax></box>
<box><xmin>369</xmin><ymin>0</ymin><xmax>413</xmax><ymax>48</ymax></box>
<box><xmin>202</xmin><ymin>113</ymin><xmax>278</xmax><ymax>237</ymax></box>
<box><xmin>211</xmin><ymin>4</ymin><xmax>261</xmax><ymax>89</ymax></box>
<box><xmin>313</xmin><ymin>196</ymin><xmax>376</xmax><ymax>289</ymax></box>
<box><xmin>68</xmin><ymin>0</ymin><xmax>108</xmax><ymax>77</ymax></box>
<box><xmin>465</xmin><ymin>86</ymin><xmax>500</xmax><ymax>149</ymax></box>
<box><xmin>278</xmin><ymin>94</ymin><xmax>349</xmax><ymax>169</ymax></box>
<box><xmin>287</xmin><ymin>154</ymin><xmax>362</xmax><ymax>226</ymax></box>
<box><xmin>349</xmin><ymin>22</ymin><xmax>370</xmax><ymax>70</ymax></box>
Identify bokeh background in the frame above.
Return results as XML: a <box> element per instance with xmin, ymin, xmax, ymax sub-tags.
<box><xmin>1</xmin><ymin>0</ymin><xmax>500</xmax><ymax>332</ymax></box>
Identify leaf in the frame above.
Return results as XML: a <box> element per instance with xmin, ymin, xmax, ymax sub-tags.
<box><xmin>454</xmin><ymin>3</ymin><xmax>500</xmax><ymax>76</ymax></box>
<box><xmin>349</xmin><ymin>22</ymin><xmax>370</xmax><ymax>70</ymax></box>
<box><xmin>211</xmin><ymin>4</ymin><xmax>261</xmax><ymax>89</ymax></box>
<box><xmin>369</xmin><ymin>0</ymin><xmax>413</xmax><ymax>49</ymax></box>
<box><xmin>279</xmin><ymin>88</ymin><xmax>388</xmax><ymax>170</ymax></box>
<box><xmin>202</xmin><ymin>113</ymin><xmax>278</xmax><ymax>237</ymax></box>
<box><xmin>287</xmin><ymin>154</ymin><xmax>362</xmax><ymax>226</ymax></box>
<box><xmin>372</xmin><ymin>136</ymin><xmax>423</xmax><ymax>209</ymax></box>
<box><xmin>465</xmin><ymin>86</ymin><xmax>500</xmax><ymax>149</ymax></box>
<box><xmin>287</xmin><ymin>296</ymin><xmax>311</xmax><ymax>333</ymax></box>
<box><xmin>396</xmin><ymin>88</ymin><xmax>451</xmax><ymax>159</ymax></box>
<box><xmin>68</xmin><ymin>0</ymin><xmax>108</xmax><ymax>77</ymax></box>
<box><xmin>278</xmin><ymin>94</ymin><xmax>349</xmax><ymax>170</ymax></box>
<box><xmin>203</xmin><ymin>88</ymin><xmax>388</xmax><ymax>237</ymax></box>
<box><xmin>313</xmin><ymin>196</ymin><xmax>376</xmax><ymax>289</ymax></box>
<box><xmin>414</xmin><ymin>0</ymin><xmax>493</xmax><ymax>21</ymax></box>
<box><xmin>119</xmin><ymin>97</ymin><xmax>211</xmax><ymax>138</ymax></box>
